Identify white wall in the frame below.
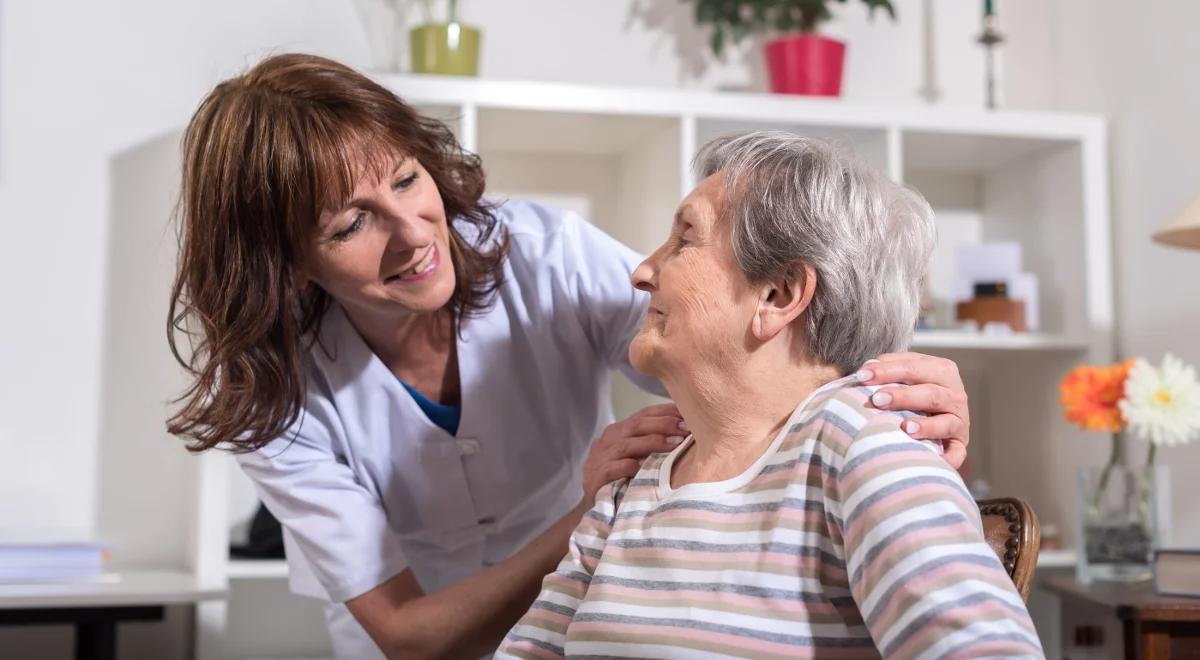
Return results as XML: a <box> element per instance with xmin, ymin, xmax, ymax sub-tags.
<box><xmin>1016</xmin><ymin>0</ymin><xmax>1200</xmax><ymax>547</ymax></box>
<box><xmin>0</xmin><ymin>0</ymin><xmax>987</xmax><ymax>550</ymax></box>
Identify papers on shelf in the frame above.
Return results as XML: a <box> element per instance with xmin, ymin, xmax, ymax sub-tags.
<box><xmin>0</xmin><ymin>537</ymin><xmax>110</xmax><ymax>584</ymax></box>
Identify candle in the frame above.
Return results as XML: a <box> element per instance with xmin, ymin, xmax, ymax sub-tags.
<box><xmin>985</xmin><ymin>0</ymin><xmax>995</xmax><ymax>17</ymax></box>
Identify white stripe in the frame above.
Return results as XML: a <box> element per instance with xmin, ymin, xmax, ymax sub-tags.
<box><xmin>620</xmin><ymin>485</ymin><xmax>817</xmax><ymax>511</ymax></box>
<box><xmin>566</xmin><ymin>640</ymin><xmax>743</xmax><ymax>660</ymax></box>
<box><xmin>822</xmin><ymin>396</ymin><xmax>869</xmax><ymax>429</ymax></box>
<box><xmin>913</xmin><ymin>617</ymin><xmax>1043</xmax><ymax>658</ymax></box>
<box><xmin>536</xmin><ymin>587</ymin><xmax>584</xmax><ymax>611</ymax></box>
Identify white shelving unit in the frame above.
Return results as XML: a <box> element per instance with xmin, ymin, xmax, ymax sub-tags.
<box><xmin>191</xmin><ymin>74</ymin><xmax>1112</xmax><ymax>658</ymax></box>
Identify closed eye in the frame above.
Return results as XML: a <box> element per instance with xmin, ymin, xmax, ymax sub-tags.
<box><xmin>674</xmin><ymin>224</ymin><xmax>694</xmax><ymax>250</ymax></box>
<box><xmin>393</xmin><ymin>172</ymin><xmax>419</xmax><ymax>191</ymax></box>
<box><xmin>332</xmin><ymin>213</ymin><xmax>365</xmax><ymax>242</ymax></box>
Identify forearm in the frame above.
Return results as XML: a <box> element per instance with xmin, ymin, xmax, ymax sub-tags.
<box><xmin>375</xmin><ymin>502</ymin><xmax>587</xmax><ymax>659</ymax></box>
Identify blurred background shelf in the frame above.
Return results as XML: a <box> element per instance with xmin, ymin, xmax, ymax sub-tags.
<box><xmin>226</xmin><ymin>560</ymin><xmax>290</xmax><ymax>581</ymax></box>
<box><xmin>1037</xmin><ymin>549</ymin><xmax>1077</xmax><ymax>569</ymax></box>
<box><xmin>911</xmin><ymin>331</ymin><xmax>1090</xmax><ymax>352</ymax></box>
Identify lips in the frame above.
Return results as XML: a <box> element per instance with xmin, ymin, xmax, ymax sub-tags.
<box><xmin>385</xmin><ymin>244</ymin><xmax>439</xmax><ymax>283</ymax></box>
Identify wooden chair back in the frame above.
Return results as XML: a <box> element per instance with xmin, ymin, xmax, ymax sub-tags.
<box><xmin>978</xmin><ymin>497</ymin><xmax>1041</xmax><ymax>602</ymax></box>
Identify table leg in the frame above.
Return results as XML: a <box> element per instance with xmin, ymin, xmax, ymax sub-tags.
<box><xmin>75</xmin><ymin>621</ymin><xmax>117</xmax><ymax>660</ymax></box>
<box><xmin>1136</xmin><ymin>621</ymin><xmax>1172</xmax><ymax>660</ymax></box>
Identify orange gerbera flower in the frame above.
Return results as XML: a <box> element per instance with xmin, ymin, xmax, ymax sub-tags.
<box><xmin>1059</xmin><ymin>359</ymin><xmax>1135</xmax><ymax>432</ymax></box>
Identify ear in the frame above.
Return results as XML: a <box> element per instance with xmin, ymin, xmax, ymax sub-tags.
<box><xmin>751</xmin><ymin>263</ymin><xmax>817</xmax><ymax>342</ymax></box>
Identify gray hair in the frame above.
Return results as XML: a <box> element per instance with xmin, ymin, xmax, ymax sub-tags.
<box><xmin>694</xmin><ymin>131</ymin><xmax>936</xmax><ymax>375</ymax></box>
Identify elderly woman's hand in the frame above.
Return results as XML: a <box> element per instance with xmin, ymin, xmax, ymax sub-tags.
<box><xmin>855</xmin><ymin>352</ymin><xmax>970</xmax><ymax>469</ymax></box>
<box><xmin>580</xmin><ymin>403</ymin><xmax>685</xmax><ymax>507</ymax></box>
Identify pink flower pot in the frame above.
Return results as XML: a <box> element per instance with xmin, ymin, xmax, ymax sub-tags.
<box><xmin>765</xmin><ymin>34</ymin><xmax>846</xmax><ymax>97</ymax></box>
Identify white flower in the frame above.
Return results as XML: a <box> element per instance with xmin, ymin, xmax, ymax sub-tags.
<box><xmin>1119</xmin><ymin>354</ymin><xmax>1200</xmax><ymax>447</ymax></box>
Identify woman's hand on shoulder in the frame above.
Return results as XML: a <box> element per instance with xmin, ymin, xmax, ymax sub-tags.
<box><xmin>580</xmin><ymin>403</ymin><xmax>685</xmax><ymax>507</ymax></box>
<box><xmin>855</xmin><ymin>352</ymin><xmax>969</xmax><ymax>469</ymax></box>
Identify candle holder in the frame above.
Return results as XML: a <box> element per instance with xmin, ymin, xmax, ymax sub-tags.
<box><xmin>977</xmin><ymin>13</ymin><xmax>1004</xmax><ymax>109</ymax></box>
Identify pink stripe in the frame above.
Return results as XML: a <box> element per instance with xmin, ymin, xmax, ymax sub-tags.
<box><xmin>608</xmin><ymin>546</ymin><xmax>817</xmax><ymax>565</ymax></box>
<box><xmin>843</xmin><ymin>480</ymin><xmax>972</xmax><ymax>543</ymax></box>
<box><xmin>946</xmin><ymin>638</ymin><xmax>1039</xmax><ymax>659</ymax></box>
<box><xmin>868</xmin><ymin>559</ymin><xmax>1006</xmax><ymax>629</ymax></box>
<box><xmin>520</xmin><ymin>608</ymin><xmax>572</xmax><ymax>630</ymax></box>
<box><xmin>543</xmin><ymin>573</ymin><xmax>587</xmax><ymax>595</ymax></box>
<box><xmin>638</xmin><ymin>507</ymin><xmax>829</xmax><ymax>528</ymax></box>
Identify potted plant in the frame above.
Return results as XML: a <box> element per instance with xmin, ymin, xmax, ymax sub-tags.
<box><xmin>683</xmin><ymin>0</ymin><xmax>896</xmax><ymax>96</ymax></box>
<box><xmin>411</xmin><ymin>0</ymin><xmax>480</xmax><ymax>76</ymax></box>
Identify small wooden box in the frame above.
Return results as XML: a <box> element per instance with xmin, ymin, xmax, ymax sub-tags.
<box><xmin>955</xmin><ymin>298</ymin><xmax>1027</xmax><ymax>332</ymax></box>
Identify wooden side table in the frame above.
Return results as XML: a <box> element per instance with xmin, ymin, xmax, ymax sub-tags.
<box><xmin>1041</xmin><ymin>575</ymin><xmax>1200</xmax><ymax>659</ymax></box>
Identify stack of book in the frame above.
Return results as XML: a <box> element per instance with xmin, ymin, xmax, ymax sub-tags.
<box><xmin>1154</xmin><ymin>549</ymin><xmax>1200</xmax><ymax>598</ymax></box>
<box><xmin>0</xmin><ymin>541</ymin><xmax>109</xmax><ymax>583</ymax></box>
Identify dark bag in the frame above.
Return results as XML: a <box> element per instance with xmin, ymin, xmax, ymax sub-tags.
<box><xmin>229</xmin><ymin>502</ymin><xmax>286</xmax><ymax>559</ymax></box>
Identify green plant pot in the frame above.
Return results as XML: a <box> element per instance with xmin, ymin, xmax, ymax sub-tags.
<box><xmin>410</xmin><ymin>23</ymin><xmax>480</xmax><ymax>76</ymax></box>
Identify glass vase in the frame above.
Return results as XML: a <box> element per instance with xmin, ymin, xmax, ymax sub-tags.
<box><xmin>1076</xmin><ymin>461</ymin><xmax>1166</xmax><ymax>583</ymax></box>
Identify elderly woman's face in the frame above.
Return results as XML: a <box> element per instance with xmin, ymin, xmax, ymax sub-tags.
<box><xmin>629</xmin><ymin>173</ymin><xmax>760</xmax><ymax>378</ymax></box>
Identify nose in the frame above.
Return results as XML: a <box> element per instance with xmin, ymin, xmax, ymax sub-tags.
<box><xmin>384</xmin><ymin>209</ymin><xmax>435</xmax><ymax>254</ymax></box>
<box><xmin>631</xmin><ymin>253</ymin><xmax>658</xmax><ymax>293</ymax></box>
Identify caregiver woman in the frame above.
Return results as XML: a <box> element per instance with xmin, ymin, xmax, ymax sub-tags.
<box><xmin>167</xmin><ymin>53</ymin><xmax>971</xmax><ymax>659</ymax></box>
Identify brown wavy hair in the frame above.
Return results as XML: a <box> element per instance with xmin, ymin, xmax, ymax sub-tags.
<box><xmin>167</xmin><ymin>53</ymin><xmax>508</xmax><ymax>453</ymax></box>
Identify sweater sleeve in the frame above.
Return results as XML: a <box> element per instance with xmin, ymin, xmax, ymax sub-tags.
<box><xmin>830</xmin><ymin>415</ymin><xmax>1045</xmax><ymax>659</ymax></box>
<box><xmin>495</xmin><ymin>480</ymin><xmax>626</xmax><ymax>659</ymax></box>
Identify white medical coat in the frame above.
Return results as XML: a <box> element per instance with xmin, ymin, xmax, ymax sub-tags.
<box><xmin>237</xmin><ymin>199</ymin><xmax>662</xmax><ymax>657</ymax></box>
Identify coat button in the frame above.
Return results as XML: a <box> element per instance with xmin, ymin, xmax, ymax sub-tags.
<box><xmin>456</xmin><ymin>438</ymin><xmax>481</xmax><ymax>456</ymax></box>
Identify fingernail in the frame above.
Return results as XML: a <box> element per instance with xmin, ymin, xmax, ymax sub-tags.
<box><xmin>904</xmin><ymin>421</ymin><xmax>920</xmax><ymax>435</ymax></box>
<box><xmin>667</xmin><ymin>436</ymin><xmax>684</xmax><ymax>445</ymax></box>
<box><xmin>855</xmin><ymin>369</ymin><xmax>874</xmax><ymax>382</ymax></box>
<box><xmin>864</xmin><ymin>359</ymin><xmax>881</xmax><ymax>365</ymax></box>
<box><xmin>871</xmin><ymin>391</ymin><xmax>892</xmax><ymax>406</ymax></box>
<box><xmin>678</xmin><ymin>420</ymin><xmax>689</xmax><ymax>430</ymax></box>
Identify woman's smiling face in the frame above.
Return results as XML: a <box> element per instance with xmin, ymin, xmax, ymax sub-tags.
<box><xmin>628</xmin><ymin>172</ymin><xmax>761</xmax><ymax>379</ymax></box>
<box><xmin>305</xmin><ymin>154</ymin><xmax>457</xmax><ymax>321</ymax></box>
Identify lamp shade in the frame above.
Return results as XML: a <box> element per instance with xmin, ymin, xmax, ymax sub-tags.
<box><xmin>1155</xmin><ymin>193</ymin><xmax>1200</xmax><ymax>250</ymax></box>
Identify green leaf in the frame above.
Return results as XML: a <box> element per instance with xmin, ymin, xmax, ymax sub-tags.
<box><xmin>679</xmin><ymin>0</ymin><xmax>895</xmax><ymax>41</ymax></box>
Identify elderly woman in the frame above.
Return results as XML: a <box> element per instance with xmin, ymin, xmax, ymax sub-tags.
<box><xmin>498</xmin><ymin>133</ymin><xmax>1043</xmax><ymax>659</ymax></box>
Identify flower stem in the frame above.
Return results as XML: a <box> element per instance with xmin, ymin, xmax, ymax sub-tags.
<box><xmin>1138</xmin><ymin>442</ymin><xmax>1157</xmax><ymax>534</ymax></box>
<box><xmin>1091</xmin><ymin>432</ymin><xmax>1123</xmax><ymax>516</ymax></box>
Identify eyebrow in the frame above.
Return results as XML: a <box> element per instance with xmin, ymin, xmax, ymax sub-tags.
<box><xmin>341</xmin><ymin>159</ymin><xmax>410</xmax><ymax>211</ymax></box>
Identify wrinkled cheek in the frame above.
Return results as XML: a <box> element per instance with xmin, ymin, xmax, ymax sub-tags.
<box><xmin>675</xmin><ymin>292</ymin><xmax>742</xmax><ymax>361</ymax></box>
<box><xmin>675</xmin><ymin>287</ymin><xmax>722</xmax><ymax>336</ymax></box>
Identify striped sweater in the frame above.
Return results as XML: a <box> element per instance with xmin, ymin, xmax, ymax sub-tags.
<box><xmin>497</xmin><ymin>376</ymin><xmax>1044</xmax><ymax>659</ymax></box>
